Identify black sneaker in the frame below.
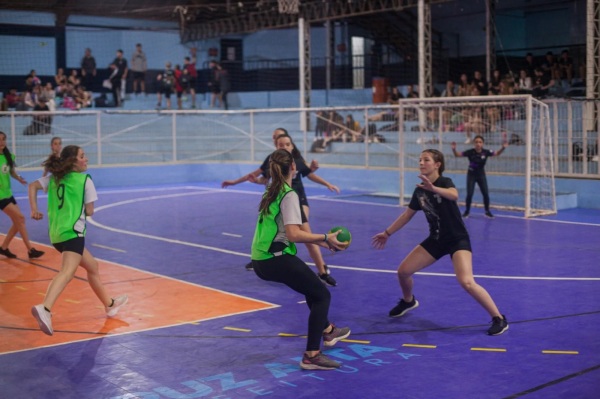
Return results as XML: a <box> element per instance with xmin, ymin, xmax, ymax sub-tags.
<box><xmin>485</xmin><ymin>211</ymin><xmax>495</xmax><ymax>219</ymax></box>
<box><xmin>323</xmin><ymin>264</ymin><xmax>331</xmax><ymax>275</ymax></box>
<box><xmin>244</xmin><ymin>262</ymin><xmax>254</xmax><ymax>271</ymax></box>
<box><xmin>462</xmin><ymin>211</ymin><xmax>470</xmax><ymax>218</ymax></box>
<box><xmin>28</xmin><ymin>248</ymin><xmax>45</xmax><ymax>259</ymax></box>
<box><xmin>319</xmin><ymin>273</ymin><xmax>337</xmax><ymax>287</ymax></box>
<box><xmin>487</xmin><ymin>315</ymin><xmax>509</xmax><ymax>335</ymax></box>
<box><xmin>0</xmin><ymin>247</ymin><xmax>17</xmax><ymax>258</ymax></box>
<box><xmin>389</xmin><ymin>296</ymin><xmax>419</xmax><ymax>317</ymax></box>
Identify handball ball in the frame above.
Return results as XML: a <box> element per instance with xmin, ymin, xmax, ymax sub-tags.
<box><xmin>329</xmin><ymin>226</ymin><xmax>352</xmax><ymax>250</ymax></box>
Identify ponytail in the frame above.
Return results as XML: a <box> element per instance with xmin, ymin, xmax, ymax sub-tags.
<box><xmin>42</xmin><ymin>145</ymin><xmax>80</xmax><ymax>183</ymax></box>
<box><xmin>258</xmin><ymin>149</ymin><xmax>294</xmax><ymax>215</ymax></box>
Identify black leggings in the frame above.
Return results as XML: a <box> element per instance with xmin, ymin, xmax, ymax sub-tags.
<box><xmin>465</xmin><ymin>170</ymin><xmax>490</xmax><ymax>212</ymax></box>
<box><xmin>253</xmin><ymin>254</ymin><xmax>330</xmax><ymax>351</ymax></box>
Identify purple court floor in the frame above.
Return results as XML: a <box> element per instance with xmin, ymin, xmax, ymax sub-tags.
<box><xmin>1</xmin><ymin>182</ymin><xmax>599</xmax><ymax>399</ymax></box>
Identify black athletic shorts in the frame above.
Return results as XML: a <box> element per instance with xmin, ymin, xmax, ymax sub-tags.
<box><xmin>0</xmin><ymin>196</ymin><xmax>17</xmax><ymax>210</ymax></box>
<box><xmin>53</xmin><ymin>237</ymin><xmax>85</xmax><ymax>255</ymax></box>
<box><xmin>419</xmin><ymin>236</ymin><xmax>471</xmax><ymax>260</ymax></box>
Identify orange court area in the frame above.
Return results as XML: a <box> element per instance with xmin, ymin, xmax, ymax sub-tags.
<box><xmin>0</xmin><ymin>237</ymin><xmax>275</xmax><ymax>354</ymax></box>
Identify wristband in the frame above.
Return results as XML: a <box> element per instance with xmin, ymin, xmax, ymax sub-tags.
<box><xmin>324</xmin><ymin>233</ymin><xmax>328</xmax><ymax>242</ymax></box>
<box><xmin>384</xmin><ymin>229</ymin><xmax>392</xmax><ymax>237</ymax></box>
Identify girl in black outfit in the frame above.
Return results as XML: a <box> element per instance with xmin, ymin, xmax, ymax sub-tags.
<box><xmin>451</xmin><ymin>135</ymin><xmax>508</xmax><ymax>218</ymax></box>
<box><xmin>372</xmin><ymin>149</ymin><xmax>508</xmax><ymax>336</ymax></box>
<box><xmin>251</xmin><ymin>148</ymin><xmax>350</xmax><ymax>370</ymax></box>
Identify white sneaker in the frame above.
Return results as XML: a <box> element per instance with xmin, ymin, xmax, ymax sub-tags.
<box><xmin>31</xmin><ymin>304</ymin><xmax>53</xmax><ymax>335</ymax></box>
<box><xmin>465</xmin><ymin>138</ymin><xmax>471</xmax><ymax>144</ymax></box>
<box><xmin>106</xmin><ymin>295</ymin><xmax>129</xmax><ymax>317</ymax></box>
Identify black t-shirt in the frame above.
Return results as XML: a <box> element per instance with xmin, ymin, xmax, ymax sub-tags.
<box><xmin>260</xmin><ymin>153</ymin><xmax>311</xmax><ymax>198</ymax></box>
<box><xmin>408</xmin><ymin>176</ymin><xmax>469</xmax><ymax>242</ymax></box>
<box><xmin>113</xmin><ymin>57</ymin><xmax>127</xmax><ymax>78</ymax></box>
<box><xmin>462</xmin><ymin>148</ymin><xmax>495</xmax><ymax>173</ymax></box>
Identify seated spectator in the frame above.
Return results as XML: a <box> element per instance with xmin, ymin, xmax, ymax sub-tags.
<box><xmin>558</xmin><ymin>49</ymin><xmax>573</xmax><ymax>84</ymax></box>
<box><xmin>489</xmin><ymin>70</ymin><xmax>502</xmax><ymax>95</ymax></box>
<box><xmin>441</xmin><ymin>80</ymin><xmax>456</xmax><ymax>97</ymax></box>
<box><xmin>387</xmin><ymin>86</ymin><xmax>403</xmax><ymax>104</ymax></box>
<box><xmin>314</xmin><ymin>111</ymin><xmax>327</xmax><ymax>140</ymax></box>
<box><xmin>532</xmin><ymin>68</ymin><xmax>555</xmax><ymax>98</ymax></box>
<box><xmin>29</xmin><ymin>70</ymin><xmax>41</xmax><ymax>86</ymax></box>
<box><xmin>55</xmin><ymin>68</ymin><xmax>67</xmax><ymax>88</ymax></box>
<box><xmin>406</xmin><ymin>84</ymin><xmax>419</xmax><ymax>99</ymax></box>
<box><xmin>523</xmin><ymin>53</ymin><xmax>537</xmax><ymax>78</ymax></box>
<box><xmin>74</xmin><ymin>85</ymin><xmax>92</xmax><ymax>109</ymax></box>
<box><xmin>542</xmin><ymin>51</ymin><xmax>560</xmax><ymax>81</ymax></box>
<box><xmin>463</xmin><ymin>106</ymin><xmax>486</xmax><ymax>144</ymax></box>
<box><xmin>457</xmin><ymin>73</ymin><xmax>471</xmax><ymax>96</ymax></box>
<box><xmin>344</xmin><ymin>114</ymin><xmax>363</xmax><ymax>142</ymax></box>
<box><xmin>2</xmin><ymin>88</ymin><xmax>19</xmax><ymax>110</ymax></box>
<box><xmin>472</xmin><ymin>70</ymin><xmax>488</xmax><ymax>95</ymax></box>
<box><xmin>32</xmin><ymin>96</ymin><xmax>52</xmax><ymax>134</ymax></box>
<box><xmin>22</xmin><ymin>89</ymin><xmax>36</xmax><ymax>110</ymax></box>
<box><xmin>515</xmin><ymin>69</ymin><xmax>533</xmax><ymax>94</ymax></box>
<box><xmin>68</xmin><ymin>69</ymin><xmax>81</xmax><ymax>87</ymax></box>
<box><xmin>42</xmin><ymin>82</ymin><xmax>56</xmax><ymax>111</ymax></box>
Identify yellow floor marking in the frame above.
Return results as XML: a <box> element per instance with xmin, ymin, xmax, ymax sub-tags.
<box><xmin>177</xmin><ymin>320</ymin><xmax>200</xmax><ymax>325</ymax></box>
<box><xmin>342</xmin><ymin>339</ymin><xmax>370</xmax><ymax>344</ymax></box>
<box><xmin>15</xmin><ymin>286</ymin><xmax>27</xmax><ymax>291</ymax></box>
<box><xmin>65</xmin><ymin>299</ymin><xmax>80</xmax><ymax>304</ymax></box>
<box><xmin>542</xmin><ymin>350</ymin><xmax>579</xmax><ymax>355</ymax></box>
<box><xmin>471</xmin><ymin>347</ymin><xmax>507</xmax><ymax>352</ymax></box>
<box><xmin>403</xmin><ymin>343</ymin><xmax>437</xmax><ymax>349</ymax></box>
<box><xmin>37</xmin><ymin>292</ymin><xmax>45</xmax><ymax>296</ymax></box>
<box><xmin>278</xmin><ymin>333</ymin><xmax>298</xmax><ymax>337</ymax></box>
<box><xmin>223</xmin><ymin>326</ymin><xmax>251</xmax><ymax>332</ymax></box>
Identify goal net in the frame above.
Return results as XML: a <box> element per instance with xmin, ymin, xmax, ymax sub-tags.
<box><xmin>318</xmin><ymin>95</ymin><xmax>556</xmax><ymax>217</ymax></box>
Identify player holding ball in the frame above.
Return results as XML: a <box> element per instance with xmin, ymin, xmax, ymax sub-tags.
<box><xmin>251</xmin><ymin>149</ymin><xmax>351</xmax><ymax>370</ymax></box>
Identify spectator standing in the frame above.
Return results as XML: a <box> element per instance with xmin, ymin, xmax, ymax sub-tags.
<box><xmin>130</xmin><ymin>43</ymin><xmax>147</xmax><ymax>96</ymax></box>
<box><xmin>184</xmin><ymin>48</ymin><xmax>198</xmax><ymax>108</ymax></box>
<box><xmin>156</xmin><ymin>62</ymin><xmax>175</xmax><ymax>110</ymax></box>
<box><xmin>110</xmin><ymin>50</ymin><xmax>127</xmax><ymax>107</ymax></box>
<box><xmin>208</xmin><ymin>61</ymin><xmax>221</xmax><ymax>108</ymax></box>
<box><xmin>217</xmin><ymin>62</ymin><xmax>231</xmax><ymax>110</ymax></box>
<box><xmin>173</xmin><ymin>64</ymin><xmax>184</xmax><ymax>110</ymax></box>
<box><xmin>80</xmin><ymin>48</ymin><xmax>96</xmax><ymax>92</ymax></box>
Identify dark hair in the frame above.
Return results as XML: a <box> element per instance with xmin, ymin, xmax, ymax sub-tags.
<box><xmin>0</xmin><ymin>131</ymin><xmax>15</xmax><ymax>171</ymax></box>
<box><xmin>274</xmin><ymin>132</ymin><xmax>302</xmax><ymax>160</ymax></box>
<box><xmin>42</xmin><ymin>145</ymin><xmax>81</xmax><ymax>183</ymax></box>
<box><xmin>258</xmin><ymin>149</ymin><xmax>294</xmax><ymax>216</ymax></box>
<box><xmin>422</xmin><ymin>149</ymin><xmax>445</xmax><ymax>175</ymax></box>
<box><xmin>473</xmin><ymin>135</ymin><xmax>485</xmax><ymax>143</ymax></box>
<box><xmin>50</xmin><ymin>136</ymin><xmax>62</xmax><ymax>145</ymax></box>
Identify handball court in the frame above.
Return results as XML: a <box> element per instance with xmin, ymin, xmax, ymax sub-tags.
<box><xmin>1</xmin><ymin>182</ymin><xmax>599</xmax><ymax>399</ymax></box>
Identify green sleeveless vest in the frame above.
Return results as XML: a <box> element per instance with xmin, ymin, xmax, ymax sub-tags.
<box><xmin>251</xmin><ymin>184</ymin><xmax>298</xmax><ymax>261</ymax></box>
<box><xmin>47</xmin><ymin>172</ymin><xmax>90</xmax><ymax>244</ymax></box>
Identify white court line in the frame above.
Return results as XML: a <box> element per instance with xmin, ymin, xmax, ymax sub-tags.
<box><xmin>87</xmin><ymin>188</ymin><xmax>600</xmax><ymax>282</ymax></box>
<box><xmin>91</xmin><ymin>243</ymin><xmax>127</xmax><ymax>253</ymax></box>
<box><xmin>222</xmin><ymin>233</ymin><xmax>243</xmax><ymax>238</ymax></box>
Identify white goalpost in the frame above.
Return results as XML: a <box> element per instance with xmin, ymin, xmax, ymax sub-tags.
<box><xmin>391</xmin><ymin>95</ymin><xmax>557</xmax><ymax>217</ymax></box>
